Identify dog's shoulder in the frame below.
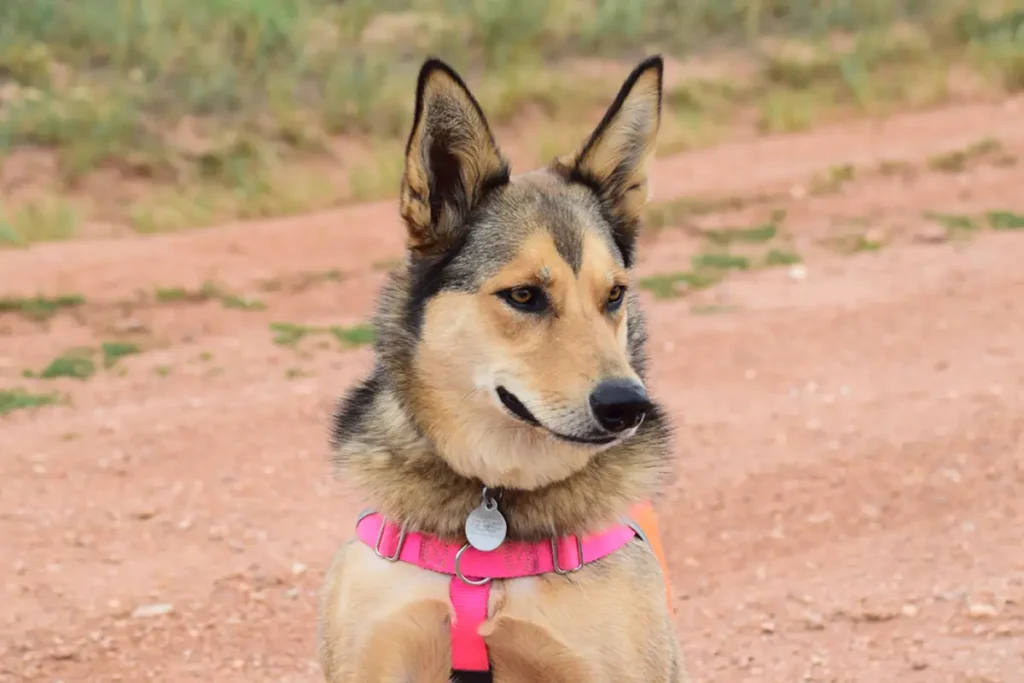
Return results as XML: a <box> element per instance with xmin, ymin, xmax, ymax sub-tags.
<box><xmin>318</xmin><ymin>539</ymin><xmax>453</xmax><ymax>682</ymax></box>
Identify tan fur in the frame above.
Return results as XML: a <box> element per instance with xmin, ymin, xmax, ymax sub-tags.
<box><xmin>412</xmin><ymin>229</ymin><xmax>636</xmax><ymax>489</ymax></box>
<box><xmin>400</xmin><ymin>63</ymin><xmax>509</xmax><ymax>256</ymax></box>
<box><xmin>319</xmin><ymin>56</ymin><xmax>687</xmax><ymax>682</ymax></box>
<box><xmin>553</xmin><ymin>61</ymin><xmax>661</xmax><ymax>251</ymax></box>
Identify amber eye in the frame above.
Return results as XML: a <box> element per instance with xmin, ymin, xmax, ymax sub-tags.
<box><xmin>499</xmin><ymin>286</ymin><xmax>548</xmax><ymax>313</ymax></box>
<box><xmin>607</xmin><ymin>285</ymin><xmax>626</xmax><ymax>308</ymax></box>
<box><xmin>509</xmin><ymin>288</ymin><xmax>534</xmax><ymax>305</ymax></box>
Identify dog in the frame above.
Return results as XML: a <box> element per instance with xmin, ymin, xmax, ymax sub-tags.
<box><xmin>317</xmin><ymin>54</ymin><xmax>686</xmax><ymax>682</ymax></box>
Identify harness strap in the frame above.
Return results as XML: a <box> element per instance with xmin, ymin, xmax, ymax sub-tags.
<box><xmin>355</xmin><ymin>512</ymin><xmax>643</xmax><ymax>671</ymax></box>
<box><xmin>355</xmin><ymin>502</ymin><xmax>674</xmax><ymax>673</ymax></box>
<box><xmin>449</xmin><ymin>576</ymin><xmax>491</xmax><ymax>670</ymax></box>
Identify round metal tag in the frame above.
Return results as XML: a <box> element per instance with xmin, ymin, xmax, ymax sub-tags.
<box><xmin>464</xmin><ymin>500</ymin><xmax>507</xmax><ymax>552</ymax></box>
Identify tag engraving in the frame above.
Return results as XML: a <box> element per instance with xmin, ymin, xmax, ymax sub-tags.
<box><xmin>465</xmin><ymin>494</ymin><xmax>507</xmax><ymax>552</ymax></box>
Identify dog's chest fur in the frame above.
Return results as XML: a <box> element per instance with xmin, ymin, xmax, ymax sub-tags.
<box><xmin>318</xmin><ymin>539</ymin><xmax>683</xmax><ymax>682</ymax></box>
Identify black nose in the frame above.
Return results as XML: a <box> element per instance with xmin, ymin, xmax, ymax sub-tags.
<box><xmin>588</xmin><ymin>379</ymin><xmax>652</xmax><ymax>433</ymax></box>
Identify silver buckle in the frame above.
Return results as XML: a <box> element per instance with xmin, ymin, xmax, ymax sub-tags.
<box><xmin>454</xmin><ymin>543</ymin><xmax>491</xmax><ymax>586</ymax></box>
<box><xmin>551</xmin><ymin>536</ymin><xmax>584</xmax><ymax>574</ymax></box>
<box><xmin>622</xmin><ymin>517</ymin><xmax>649</xmax><ymax>546</ymax></box>
<box><xmin>374</xmin><ymin>520</ymin><xmax>408</xmax><ymax>562</ymax></box>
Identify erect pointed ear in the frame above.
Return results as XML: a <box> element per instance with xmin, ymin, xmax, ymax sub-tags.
<box><xmin>553</xmin><ymin>56</ymin><xmax>663</xmax><ymax>267</ymax></box>
<box><xmin>399</xmin><ymin>58</ymin><xmax>510</xmax><ymax>256</ymax></box>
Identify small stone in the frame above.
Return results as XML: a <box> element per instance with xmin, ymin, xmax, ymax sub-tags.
<box><xmin>968</xmin><ymin>602</ymin><xmax>998</xmax><ymax>619</ymax></box>
<box><xmin>803</xmin><ymin>611</ymin><xmax>825</xmax><ymax>630</ymax></box>
<box><xmin>913</xmin><ymin>224</ymin><xmax>948</xmax><ymax>244</ymax></box>
<box><xmin>938</xmin><ymin>468</ymin><xmax>962</xmax><ymax>484</ymax></box>
<box><xmin>131</xmin><ymin>507</ymin><xmax>157</xmax><ymax>521</ymax></box>
<box><xmin>788</xmin><ymin>264</ymin><xmax>807</xmax><ymax>281</ymax></box>
<box><xmin>760</xmin><ymin>620</ymin><xmax>776</xmax><ymax>634</ymax></box>
<box><xmin>131</xmin><ymin>603</ymin><xmax>173</xmax><ymax>619</ymax></box>
<box><xmin>113</xmin><ymin>318</ymin><xmax>147</xmax><ymax>334</ymax></box>
<box><xmin>806</xmin><ymin>511</ymin><xmax>833</xmax><ymax>524</ymax></box>
<box><xmin>860</xmin><ymin>607</ymin><xmax>897</xmax><ymax>623</ymax></box>
<box><xmin>291</xmin><ymin>562</ymin><xmax>307</xmax><ymax>576</ymax></box>
<box><xmin>901</xmin><ymin>603</ymin><xmax>919</xmax><ymax>618</ymax></box>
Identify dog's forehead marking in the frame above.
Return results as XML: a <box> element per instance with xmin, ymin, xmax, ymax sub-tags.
<box><xmin>576</xmin><ymin>229</ymin><xmax>625</xmax><ymax>290</ymax></box>
<box><xmin>470</xmin><ymin>171</ymin><xmax>625</xmax><ymax>281</ymax></box>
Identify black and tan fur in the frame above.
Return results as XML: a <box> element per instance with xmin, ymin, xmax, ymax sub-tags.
<box><xmin>318</xmin><ymin>55</ymin><xmax>687</xmax><ymax>682</ymax></box>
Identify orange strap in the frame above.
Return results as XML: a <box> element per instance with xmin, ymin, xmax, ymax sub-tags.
<box><xmin>628</xmin><ymin>501</ymin><xmax>673</xmax><ymax>611</ymax></box>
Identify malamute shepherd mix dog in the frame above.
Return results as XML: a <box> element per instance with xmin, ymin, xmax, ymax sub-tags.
<box><xmin>318</xmin><ymin>54</ymin><xmax>687</xmax><ymax>682</ymax></box>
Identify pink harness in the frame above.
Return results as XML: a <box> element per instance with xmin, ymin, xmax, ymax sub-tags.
<box><xmin>355</xmin><ymin>510</ymin><xmax>642</xmax><ymax>671</ymax></box>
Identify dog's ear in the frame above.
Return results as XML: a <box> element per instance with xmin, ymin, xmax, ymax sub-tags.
<box><xmin>554</xmin><ymin>56</ymin><xmax>663</xmax><ymax>267</ymax></box>
<box><xmin>399</xmin><ymin>59</ymin><xmax>510</xmax><ymax>255</ymax></box>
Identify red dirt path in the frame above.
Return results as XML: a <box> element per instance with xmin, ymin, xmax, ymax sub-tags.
<box><xmin>2</xmin><ymin>97</ymin><xmax>1024</xmax><ymax>682</ymax></box>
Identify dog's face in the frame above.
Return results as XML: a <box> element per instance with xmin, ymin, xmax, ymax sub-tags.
<box><xmin>395</xmin><ymin>57</ymin><xmax>663</xmax><ymax>489</ymax></box>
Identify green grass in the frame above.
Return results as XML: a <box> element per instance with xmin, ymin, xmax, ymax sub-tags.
<box><xmin>220</xmin><ymin>294</ymin><xmax>266</xmax><ymax>311</ymax></box>
<box><xmin>639</xmin><ymin>271</ymin><xmax>723</xmax><ymax>300</ymax></box>
<box><xmin>0</xmin><ymin>388</ymin><xmax>62</xmax><ymax>416</ymax></box>
<box><xmin>986</xmin><ymin>210</ymin><xmax>1024</xmax><ymax>230</ymax></box>
<box><xmin>330</xmin><ymin>324</ymin><xmax>376</xmax><ymax>348</ymax></box>
<box><xmin>1</xmin><ymin>1</ymin><xmax>1021</xmax><ymax>244</ymax></box>
<box><xmin>101</xmin><ymin>341</ymin><xmax>141</xmax><ymax>368</ymax></box>
<box><xmin>154</xmin><ymin>282</ymin><xmax>221</xmax><ymax>303</ymax></box>
<box><xmin>927</xmin><ymin>137</ymin><xmax>1003</xmax><ymax>173</ymax></box>
<box><xmin>647</xmin><ymin>194</ymin><xmax>780</xmax><ymax>230</ymax></box>
<box><xmin>691</xmin><ymin>252</ymin><xmax>751</xmax><ymax>271</ymax></box>
<box><xmin>24</xmin><ymin>342</ymin><xmax>144</xmax><ymax>380</ymax></box>
<box><xmin>0</xmin><ymin>293</ymin><xmax>85</xmax><ymax>321</ymax></box>
<box><xmin>154</xmin><ymin>282</ymin><xmax>266</xmax><ymax>310</ymax></box>
<box><xmin>764</xmin><ymin>248</ymin><xmax>803</xmax><ymax>266</ymax></box>
<box><xmin>0</xmin><ymin>196</ymin><xmax>80</xmax><ymax>244</ymax></box>
<box><xmin>704</xmin><ymin>223</ymin><xmax>778</xmax><ymax>246</ymax></box>
<box><xmin>833</xmin><ymin>233</ymin><xmax>886</xmax><ymax>253</ymax></box>
<box><xmin>271</xmin><ymin>321</ymin><xmax>375</xmax><ymax>348</ymax></box>
<box><xmin>923</xmin><ymin>211</ymin><xmax>980</xmax><ymax>235</ymax></box>
<box><xmin>270</xmin><ymin>322</ymin><xmax>316</xmax><ymax>346</ymax></box>
<box><xmin>34</xmin><ymin>348</ymin><xmax>97</xmax><ymax>380</ymax></box>
<box><xmin>809</xmin><ymin>163</ymin><xmax>857</xmax><ymax>195</ymax></box>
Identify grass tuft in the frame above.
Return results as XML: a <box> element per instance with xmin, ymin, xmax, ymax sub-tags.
<box><xmin>985</xmin><ymin>210</ymin><xmax>1024</xmax><ymax>230</ymax></box>
<box><xmin>0</xmin><ymin>1</ymin><xmax>1018</xmax><ymax>242</ymax></box>
<box><xmin>0</xmin><ymin>388</ymin><xmax>62</xmax><ymax>416</ymax></box>
<box><xmin>0</xmin><ymin>293</ymin><xmax>85</xmax><ymax>321</ymax></box>
<box><xmin>35</xmin><ymin>348</ymin><xmax>96</xmax><ymax>380</ymax></box>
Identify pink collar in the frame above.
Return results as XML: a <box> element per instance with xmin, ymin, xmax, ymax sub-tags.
<box><xmin>355</xmin><ymin>510</ymin><xmax>640</xmax><ymax>672</ymax></box>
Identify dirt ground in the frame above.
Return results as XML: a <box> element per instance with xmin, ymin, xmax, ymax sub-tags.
<box><xmin>3</xmin><ymin>96</ymin><xmax>1024</xmax><ymax>683</ymax></box>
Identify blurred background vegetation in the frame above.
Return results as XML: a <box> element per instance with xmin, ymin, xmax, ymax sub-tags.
<box><xmin>0</xmin><ymin>0</ymin><xmax>1022</xmax><ymax>243</ymax></box>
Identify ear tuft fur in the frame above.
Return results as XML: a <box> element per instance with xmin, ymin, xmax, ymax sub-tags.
<box><xmin>554</xmin><ymin>56</ymin><xmax>663</xmax><ymax>268</ymax></box>
<box><xmin>399</xmin><ymin>58</ymin><xmax>510</xmax><ymax>256</ymax></box>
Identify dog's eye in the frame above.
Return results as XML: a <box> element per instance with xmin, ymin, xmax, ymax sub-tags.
<box><xmin>606</xmin><ymin>285</ymin><xmax>626</xmax><ymax>310</ymax></box>
<box><xmin>500</xmin><ymin>286</ymin><xmax>547</xmax><ymax>313</ymax></box>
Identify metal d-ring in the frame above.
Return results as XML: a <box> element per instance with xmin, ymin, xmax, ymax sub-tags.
<box><xmin>374</xmin><ymin>520</ymin><xmax>408</xmax><ymax>562</ymax></box>
<box><xmin>454</xmin><ymin>543</ymin><xmax>492</xmax><ymax>586</ymax></box>
<box><xmin>551</xmin><ymin>535</ymin><xmax>585</xmax><ymax>575</ymax></box>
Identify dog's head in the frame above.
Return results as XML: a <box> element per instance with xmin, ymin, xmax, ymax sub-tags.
<box><xmin>388</xmin><ymin>56</ymin><xmax>663</xmax><ymax>490</ymax></box>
